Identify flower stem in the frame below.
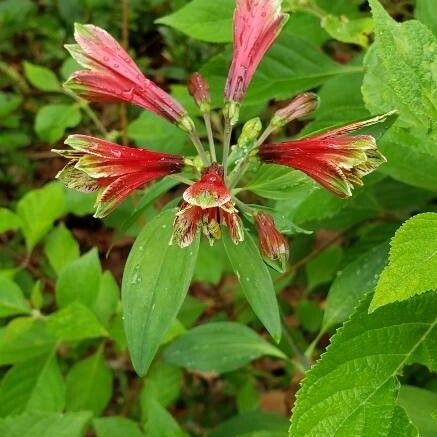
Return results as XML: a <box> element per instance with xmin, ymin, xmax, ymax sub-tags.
<box><xmin>222</xmin><ymin>116</ymin><xmax>233</xmax><ymax>177</ymax></box>
<box><xmin>203</xmin><ymin>112</ymin><xmax>216</xmax><ymax>162</ymax></box>
<box><xmin>189</xmin><ymin>130</ymin><xmax>209</xmax><ymax>166</ymax></box>
<box><xmin>169</xmin><ymin>174</ymin><xmax>194</xmax><ymax>185</ymax></box>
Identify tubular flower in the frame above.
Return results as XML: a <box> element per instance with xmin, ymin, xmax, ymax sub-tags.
<box><xmin>171</xmin><ymin>164</ymin><xmax>244</xmax><ymax>248</ymax></box>
<box><xmin>188</xmin><ymin>72</ymin><xmax>211</xmax><ymax>113</ymax></box>
<box><xmin>259</xmin><ymin>114</ymin><xmax>389</xmax><ymax>198</ymax></box>
<box><xmin>271</xmin><ymin>92</ymin><xmax>319</xmax><ymax>128</ymax></box>
<box><xmin>224</xmin><ymin>0</ymin><xmax>288</xmax><ymax>103</ymax></box>
<box><xmin>53</xmin><ymin>135</ymin><xmax>184</xmax><ymax>218</ymax></box>
<box><xmin>64</xmin><ymin>23</ymin><xmax>192</xmax><ymax>129</ymax></box>
<box><xmin>254</xmin><ymin>212</ymin><xmax>289</xmax><ymax>272</ymax></box>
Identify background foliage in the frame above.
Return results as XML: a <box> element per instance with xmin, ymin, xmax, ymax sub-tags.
<box><xmin>0</xmin><ymin>0</ymin><xmax>436</xmax><ymax>436</ymax></box>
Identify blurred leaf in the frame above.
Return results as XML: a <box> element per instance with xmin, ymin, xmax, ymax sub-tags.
<box><xmin>415</xmin><ymin>0</ymin><xmax>437</xmax><ymax>35</ymax></box>
<box><xmin>323</xmin><ymin>243</ymin><xmax>389</xmax><ymax>330</ymax></box>
<box><xmin>178</xmin><ymin>295</ymin><xmax>207</xmax><ymax>328</ymax></box>
<box><xmin>156</xmin><ymin>0</ymin><xmax>234</xmax><ymax>43</ymax></box>
<box><xmin>122</xmin><ymin>209</ymin><xmax>199</xmax><ymax>376</ymax></box>
<box><xmin>65</xmin><ymin>348</ymin><xmax>113</xmax><ymax>416</ymax></box>
<box><xmin>163</xmin><ymin>322</ymin><xmax>285</xmax><ymax>373</ymax></box>
<box><xmin>92</xmin><ymin>271</ymin><xmax>119</xmax><ymax>326</ymax></box>
<box><xmin>397</xmin><ymin>385</ymin><xmax>437</xmax><ymax>437</ymax></box>
<box><xmin>44</xmin><ymin>224</ymin><xmax>80</xmax><ymax>275</ymax></box>
<box><xmin>0</xmin><ymin>277</ymin><xmax>30</xmax><ymax>318</ymax></box>
<box><xmin>35</xmin><ymin>104</ymin><xmax>81</xmax><ymax>143</ymax></box>
<box><xmin>322</xmin><ymin>15</ymin><xmax>373</xmax><ymax>47</ymax></box>
<box><xmin>305</xmin><ymin>245</ymin><xmax>343</xmax><ymax>291</ymax></box>
<box><xmin>0</xmin><ymin>411</ymin><xmax>91</xmax><ymax>437</ymax></box>
<box><xmin>0</xmin><ymin>92</ymin><xmax>22</xmax><ymax>117</ymax></box>
<box><xmin>56</xmin><ymin>248</ymin><xmax>101</xmax><ymax>309</ymax></box>
<box><xmin>290</xmin><ymin>292</ymin><xmax>436</xmax><ymax>436</ymax></box>
<box><xmin>46</xmin><ymin>302</ymin><xmax>108</xmax><ymax>342</ymax></box>
<box><xmin>223</xmin><ymin>230</ymin><xmax>281</xmax><ymax>342</ymax></box>
<box><xmin>94</xmin><ymin>417</ymin><xmax>144</xmax><ymax>437</ymax></box>
<box><xmin>23</xmin><ymin>62</ymin><xmax>61</xmax><ymax>92</ymax></box>
<box><xmin>30</xmin><ymin>280</ymin><xmax>44</xmax><ymax>310</ymax></box>
<box><xmin>0</xmin><ymin>351</ymin><xmax>65</xmax><ymax>417</ymax></box>
<box><xmin>209</xmin><ymin>411</ymin><xmax>289</xmax><ymax>437</ymax></box>
<box><xmin>283</xmin><ymin>12</ymin><xmax>329</xmax><ymax>45</ymax></box>
<box><xmin>370</xmin><ymin>213</ymin><xmax>437</xmax><ymax>312</ymax></box>
<box><xmin>16</xmin><ymin>182</ymin><xmax>65</xmax><ymax>251</ymax></box>
<box><xmin>296</xmin><ymin>300</ymin><xmax>323</xmax><ymax>333</ymax></box>
<box><xmin>0</xmin><ymin>318</ymin><xmax>56</xmax><ymax>366</ymax></box>
<box><xmin>193</xmin><ymin>239</ymin><xmax>227</xmax><ymax>285</ymax></box>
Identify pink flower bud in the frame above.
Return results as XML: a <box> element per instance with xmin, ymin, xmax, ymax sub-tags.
<box><xmin>188</xmin><ymin>72</ymin><xmax>211</xmax><ymax>112</ymax></box>
<box><xmin>272</xmin><ymin>92</ymin><xmax>319</xmax><ymax>127</ymax></box>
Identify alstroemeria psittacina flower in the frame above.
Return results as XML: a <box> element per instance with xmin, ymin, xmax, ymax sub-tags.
<box><xmin>259</xmin><ymin>114</ymin><xmax>389</xmax><ymax>198</ymax></box>
<box><xmin>224</xmin><ymin>0</ymin><xmax>288</xmax><ymax>104</ymax></box>
<box><xmin>254</xmin><ymin>212</ymin><xmax>289</xmax><ymax>272</ymax></box>
<box><xmin>171</xmin><ymin>164</ymin><xmax>244</xmax><ymax>248</ymax></box>
<box><xmin>53</xmin><ymin>135</ymin><xmax>184</xmax><ymax>218</ymax></box>
<box><xmin>65</xmin><ymin>23</ymin><xmax>194</xmax><ymax>131</ymax></box>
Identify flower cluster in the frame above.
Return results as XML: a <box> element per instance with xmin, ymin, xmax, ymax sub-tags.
<box><xmin>56</xmin><ymin>0</ymin><xmax>390</xmax><ymax>271</ymax></box>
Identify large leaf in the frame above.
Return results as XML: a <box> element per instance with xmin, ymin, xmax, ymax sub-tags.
<box><xmin>0</xmin><ymin>351</ymin><xmax>65</xmax><ymax>417</ymax></box>
<box><xmin>65</xmin><ymin>348</ymin><xmax>113</xmax><ymax>416</ymax></box>
<box><xmin>370</xmin><ymin>213</ymin><xmax>437</xmax><ymax>312</ymax></box>
<box><xmin>122</xmin><ymin>209</ymin><xmax>199</xmax><ymax>376</ymax></box>
<box><xmin>163</xmin><ymin>322</ymin><xmax>285</xmax><ymax>373</ymax></box>
<box><xmin>415</xmin><ymin>0</ymin><xmax>437</xmax><ymax>35</ymax></box>
<box><xmin>94</xmin><ymin>417</ymin><xmax>144</xmax><ymax>437</ymax></box>
<box><xmin>0</xmin><ymin>277</ymin><xmax>30</xmax><ymax>318</ymax></box>
<box><xmin>289</xmin><ymin>292</ymin><xmax>437</xmax><ymax>436</ymax></box>
<box><xmin>0</xmin><ymin>207</ymin><xmax>21</xmax><ymax>234</ymax></box>
<box><xmin>223</xmin><ymin>230</ymin><xmax>281</xmax><ymax>342</ymax></box>
<box><xmin>23</xmin><ymin>62</ymin><xmax>61</xmax><ymax>92</ymax></box>
<box><xmin>156</xmin><ymin>0</ymin><xmax>234</xmax><ymax>43</ymax></box>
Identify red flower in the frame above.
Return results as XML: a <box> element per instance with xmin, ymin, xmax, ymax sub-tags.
<box><xmin>254</xmin><ymin>212</ymin><xmax>289</xmax><ymax>272</ymax></box>
<box><xmin>259</xmin><ymin>114</ymin><xmax>389</xmax><ymax>197</ymax></box>
<box><xmin>188</xmin><ymin>72</ymin><xmax>211</xmax><ymax>112</ymax></box>
<box><xmin>171</xmin><ymin>164</ymin><xmax>244</xmax><ymax>247</ymax></box>
<box><xmin>64</xmin><ymin>24</ymin><xmax>192</xmax><ymax>128</ymax></box>
<box><xmin>225</xmin><ymin>0</ymin><xmax>288</xmax><ymax>103</ymax></box>
<box><xmin>53</xmin><ymin>135</ymin><xmax>184</xmax><ymax>218</ymax></box>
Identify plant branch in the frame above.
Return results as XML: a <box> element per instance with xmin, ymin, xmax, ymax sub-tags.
<box><xmin>203</xmin><ymin>112</ymin><xmax>216</xmax><ymax>162</ymax></box>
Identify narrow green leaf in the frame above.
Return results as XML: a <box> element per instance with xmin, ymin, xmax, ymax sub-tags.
<box><xmin>94</xmin><ymin>417</ymin><xmax>144</xmax><ymax>437</ymax></box>
<box><xmin>223</xmin><ymin>230</ymin><xmax>281</xmax><ymax>342</ymax></box>
<box><xmin>65</xmin><ymin>348</ymin><xmax>113</xmax><ymax>416</ymax></box>
<box><xmin>23</xmin><ymin>61</ymin><xmax>61</xmax><ymax>92</ymax></box>
<box><xmin>0</xmin><ymin>277</ymin><xmax>31</xmax><ymax>318</ymax></box>
<box><xmin>290</xmin><ymin>292</ymin><xmax>437</xmax><ymax>436</ymax></box>
<box><xmin>163</xmin><ymin>322</ymin><xmax>285</xmax><ymax>373</ymax></box>
<box><xmin>370</xmin><ymin>213</ymin><xmax>437</xmax><ymax>312</ymax></box>
<box><xmin>0</xmin><ymin>351</ymin><xmax>65</xmax><ymax>417</ymax></box>
<box><xmin>122</xmin><ymin>209</ymin><xmax>199</xmax><ymax>376</ymax></box>
<box><xmin>92</xmin><ymin>271</ymin><xmax>119</xmax><ymax>326</ymax></box>
<box><xmin>0</xmin><ymin>207</ymin><xmax>21</xmax><ymax>234</ymax></box>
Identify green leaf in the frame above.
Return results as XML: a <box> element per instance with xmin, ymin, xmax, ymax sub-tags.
<box><xmin>397</xmin><ymin>385</ymin><xmax>437</xmax><ymax>437</ymax></box>
<box><xmin>122</xmin><ymin>209</ymin><xmax>199</xmax><ymax>376</ymax></box>
<box><xmin>370</xmin><ymin>213</ymin><xmax>437</xmax><ymax>312</ymax></box>
<box><xmin>210</xmin><ymin>411</ymin><xmax>289</xmax><ymax>437</ymax></box>
<box><xmin>0</xmin><ymin>351</ymin><xmax>65</xmax><ymax>417</ymax></box>
<box><xmin>364</xmin><ymin>0</ymin><xmax>436</xmax><ymax>129</ymax></box>
<box><xmin>94</xmin><ymin>417</ymin><xmax>144</xmax><ymax>437</ymax></box>
<box><xmin>65</xmin><ymin>348</ymin><xmax>113</xmax><ymax>416</ymax></box>
<box><xmin>322</xmin><ymin>15</ymin><xmax>373</xmax><ymax>47</ymax></box>
<box><xmin>156</xmin><ymin>0</ymin><xmax>234</xmax><ymax>43</ymax></box>
<box><xmin>35</xmin><ymin>104</ymin><xmax>81</xmax><ymax>144</ymax></box>
<box><xmin>415</xmin><ymin>0</ymin><xmax>437</xmax><ymax>35</ymax></box>
<box><xmin>56</xmin><ymin>248</ymin><xmax>101</xmax><ymax>309</ymax></box>
<box><xmin>163</xmin><ymin>322</ymin><xmax>285</xmax><ymax>373</ymax></box>
<box><xmin>289</xmin><ymin>292</ymin><xmax>437</xmax><ymax>436</ymax></box>
<box><xmin>0</xmin><ymin>411</ymin><xmax>91</xmax><ymax>437</ymax></box>
<box><xmin>46</xmin><ymin>302</ymin><xmax>108</xmax><ymax>342</ymax></box>
<box><xmin>23</xmin><ymin>62</ymin><xmax>61</xmax><ymax>92</ymax></box>
<box><xmin>323</xmin><ymin>243</ymin><xmax>389</xmax><ymax>330</ymax></box>
<box><xmin>223</xmin><ymin>230</ymin><xmax>281</xmax><ymax>342</ymax></box>
<box><xmin>0</xmin><ymin>318</ymin><xmax>56</xmax><ymax>365</ymax></box>
<box><xmin>0</xmin><ymin>277</ymin><xmax>31</xmax><ymax>318</ymax></box>
<box><xmin>92</xmin><ymin>271</ymin><xmax>119</xmax><ymax>326</ymax></box>
<box><xmin>193</xmin><ymin>240</ymin><xmax>227</xmax><ymax>285</ymax></box>
<box><xmin>0</xmin><ymin>207</ymin><xmax>21</xmax><ymax>234</ymax></box>
<box><xmin>44</xmin><ymin>224</ymin><xmax>80</xmax><ymax>275</ymax></box>
<box><xmin>305</xmin><ymin>245</ymin><xmax>343</xmax><ymax>291</ymax></box>
<box><xmin>16</xmin><ymin>182</ymin><xmax>65</xmax><ymax>250</ymax></box>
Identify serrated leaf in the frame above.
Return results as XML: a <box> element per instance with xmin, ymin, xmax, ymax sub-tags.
<box><xmin>0</xmin><ymin>207</ymin><xmax>21</xmax><ymax>234</ymax></box>
<box><xmin>65</xmin><ymin>348</ymin><xmax>113</xmax><ymax>416</ymax></box>
<box><xmin>122</xmin><ymin>209</ymin><xmax>199</xmax><ymax>376</ymax></box>
<box><xmin>23</xmin><ymin>62</ymin><xmax>61</xmax><ymax>92</ymax></box>
<box><xmin>156</xmin><ymin>0</ymin><xmax>234</xmax><ymax>43</ymax></box>
<box><xmin>94</xmin><ymin>417</ymin><xmax>144</xmax><ymax>437</ymax></box>
<box><xmin>289</xmin><ymin>292</ymin><xmax>437</xmax><ymax>436</ymax></box>
<box><xmin>0</xmin><ymin>277</ymin><xmax>31</xmax><ymax>318</ymax></box>
<box><xmin>370</xmin><ymin>213</ymin><xmax>437</xmax><ymax>312</ymax></box>
<box><xmin>163</xmin><ymin>322</ymin><xmax>285</xmax><ymax>373</ymax></box>
<box><xmin>323</xmin><ymin>242</ymin><xmax>389</xmax><ymax>330</ymax></box>
<box><xmin>16</xmin><ymin>182</ymin><xmax>65</xmax><ymax>251</ymax></box>
<box><xmin>223</xmin><ymin>230</ymin><xmax>281</xmax><ymax>342</ymax></box>
<box><xmin>0</xmin><ymin>411</ymin><xmax>91</xmax><ymax>437</ymax></box>
<box><xmin>0</xmin><ymin>351</ymin><xmax>65</xmax><ymax>417</ymax></box>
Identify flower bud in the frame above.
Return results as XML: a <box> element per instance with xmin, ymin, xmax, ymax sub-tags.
<box><xmin>223</xmin><ymin>101</ymin><xmax>240</xmax><ymax>126</ymax></box>
<box><xmin>271</xmin><ymin>92</ymin><xmax>319</xmax><ymax>128</ymax></box>
<box><xmin>254</xmin><ymin>212</ymin><xmax>289</xmax><ymax>272</ymax></box>
<box><xmin>188</xmin><ymin>72</ymin><xmax>211</xmax><ymax>113</ymax></box>
<box><xmin>237</xmin><ymin>117</ymin><xmax>262</xmax><ymax>147</ymax></box>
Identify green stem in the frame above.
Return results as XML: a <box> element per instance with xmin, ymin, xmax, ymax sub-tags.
<box><xmin>281</xmin><ymin>315</ymin><xmax>312</xmax><ymax>371</ymax></box>
<box><xmin>304</xmin><ymin>328</ymin><xmax>326</xmax><ymax>359</ymax></box>
<box><xmin>168</xmin><ymin>174</ymin><xmax>194</xmax><ymax>186</ymax></box>
<box><xmin>222</xmin><ymin>116</ymin><xmax>232</xmax><ymax>177</ymax></box>
<box><xmin>189</xmin><ymin>130</ymin><xmax>209</xmax><ymax>166</ymax></box>
<box><xmin>203</xmin><ymin>112</ymin><xmax>217</xmax><ymax>162</ymax></box>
